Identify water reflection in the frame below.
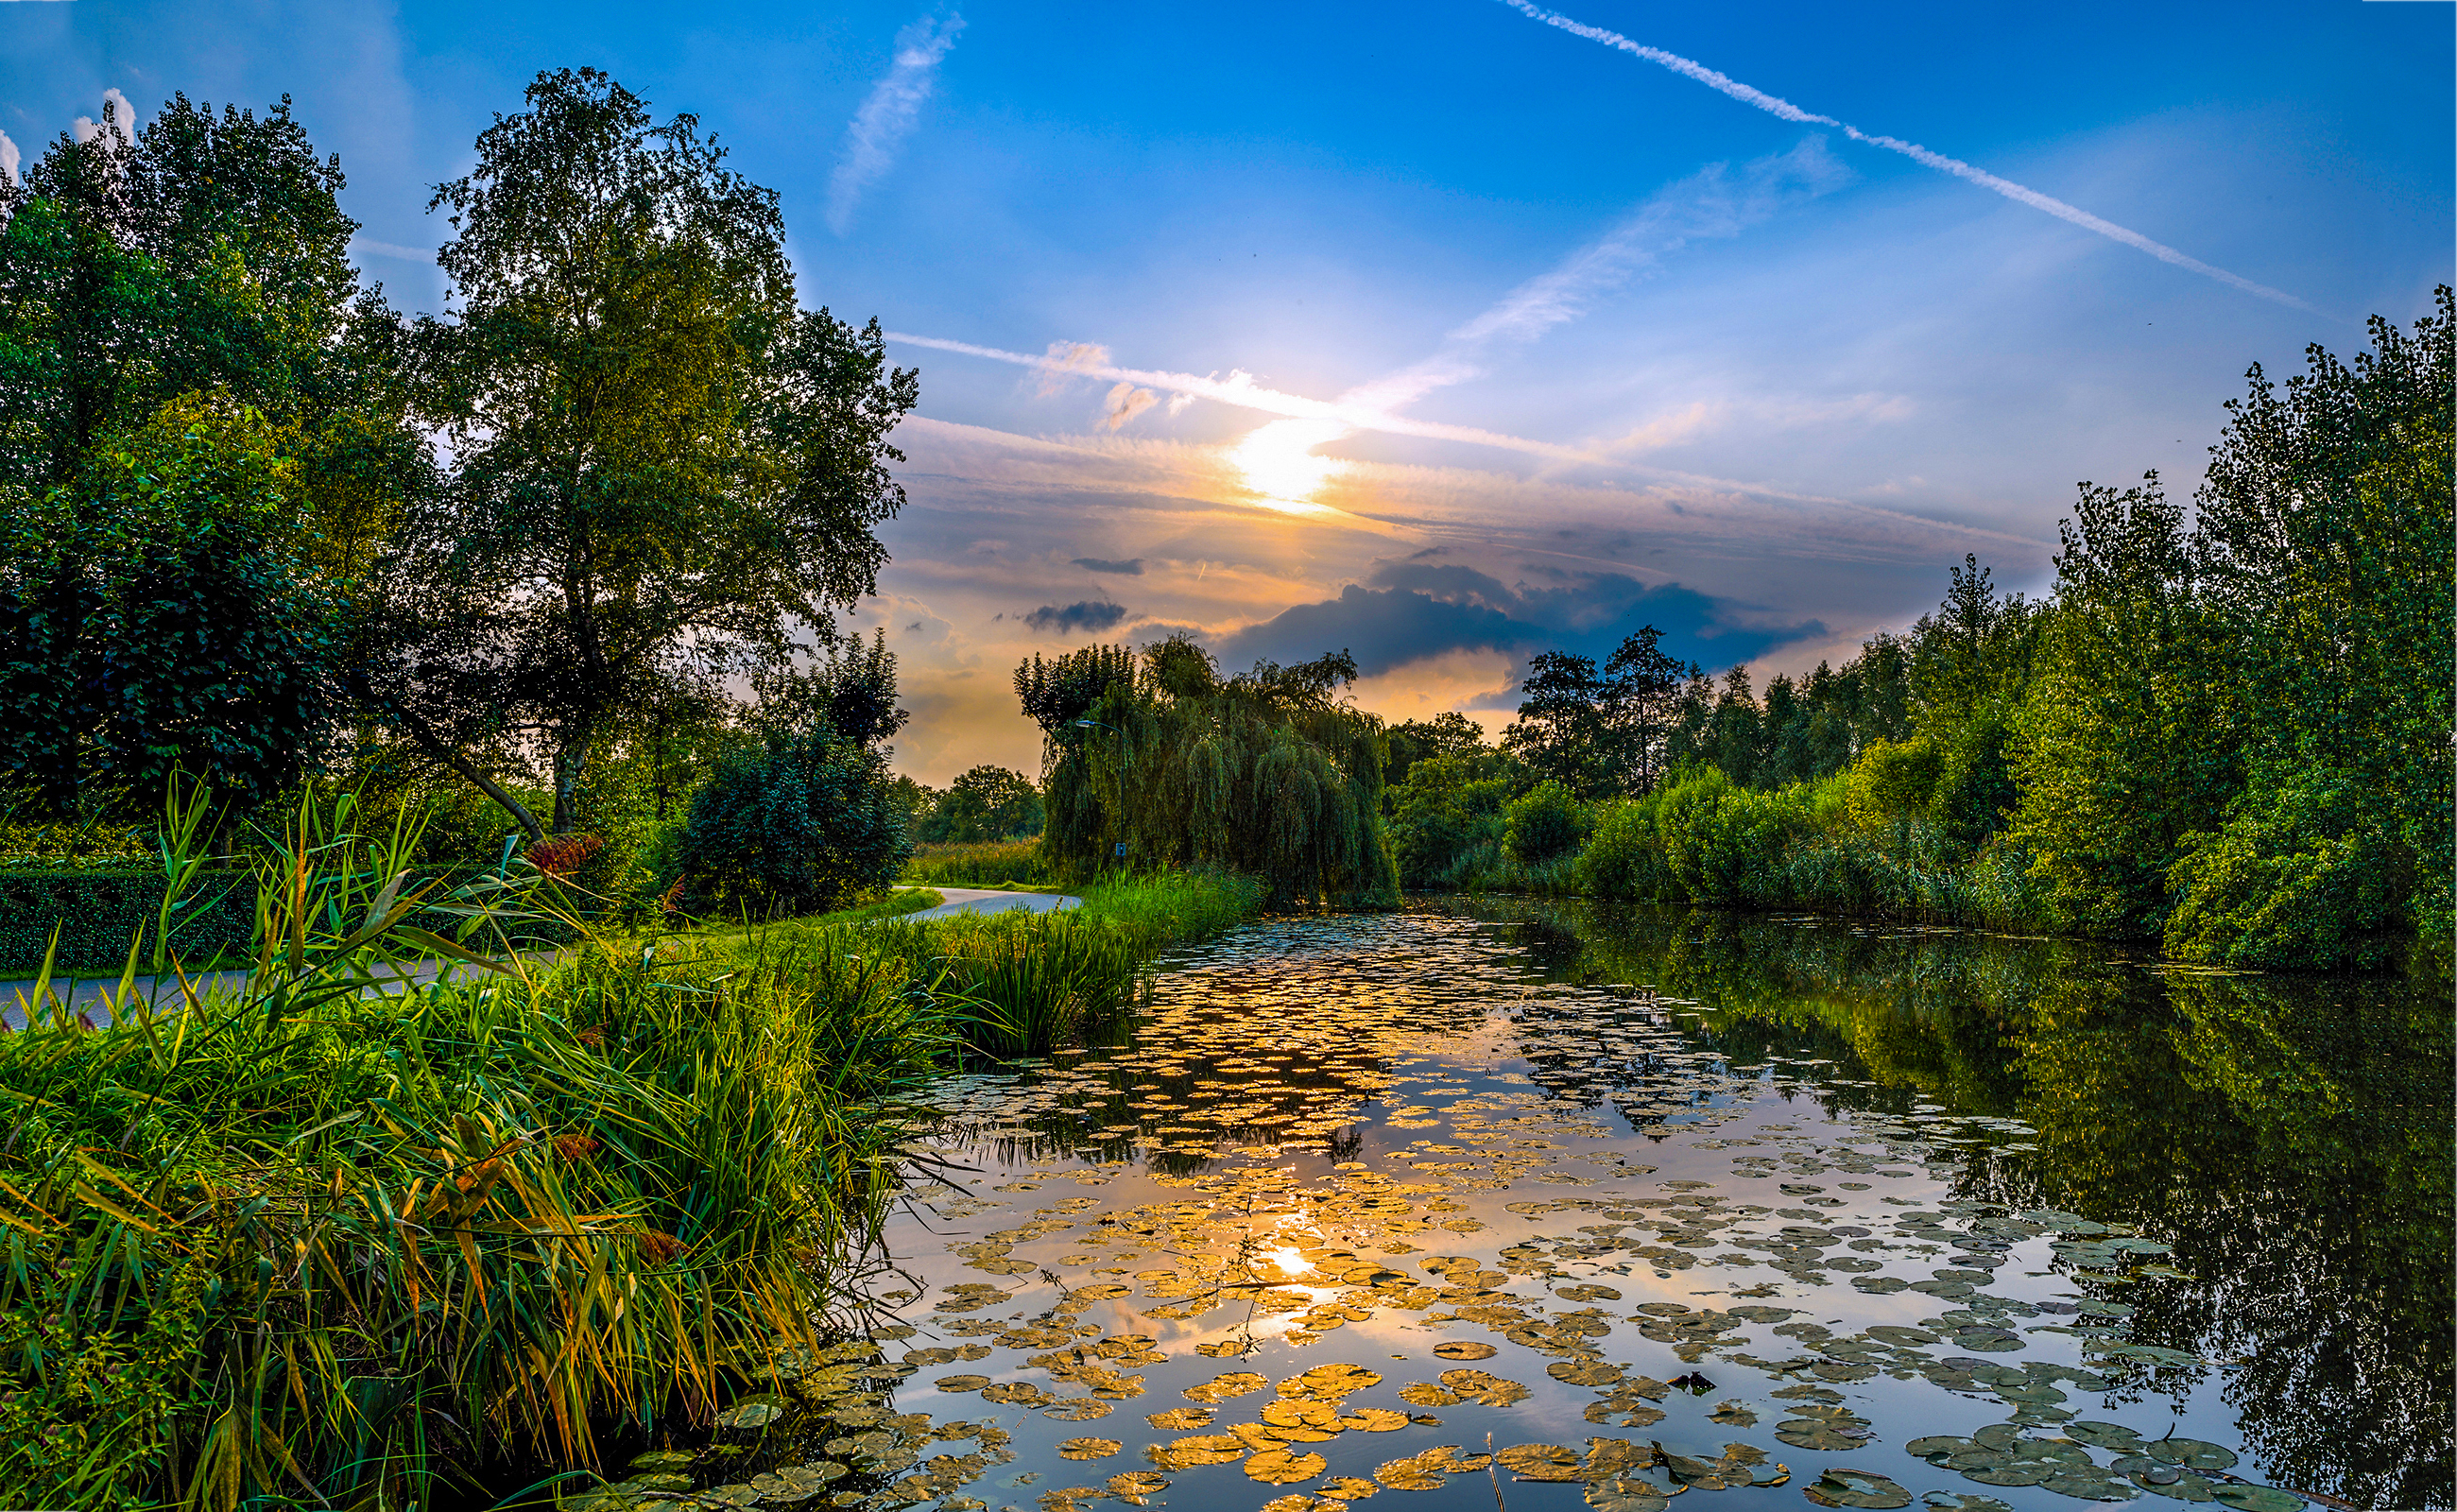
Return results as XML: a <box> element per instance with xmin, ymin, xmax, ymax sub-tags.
<box><xmin>1507</xmin><ymin>901</ymin><xmax>2453</xmax><ymax>1510</ymax></box>
<box><xmin>573</xmin><ymin>903</ymin><xmax>2448</xmax><ymax>1512</ymax></box>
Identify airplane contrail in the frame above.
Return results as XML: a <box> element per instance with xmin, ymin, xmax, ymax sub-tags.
<box><xmin>1496</xmin><ymin>0</ymin><xmax>2320</xmax><ymax>314</ymax></box>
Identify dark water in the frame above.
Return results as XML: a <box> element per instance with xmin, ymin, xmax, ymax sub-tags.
<box><xmin>602</xmin><ymin>902</ymin><xmax>2449</xmax><ymax>1512</ymax></box>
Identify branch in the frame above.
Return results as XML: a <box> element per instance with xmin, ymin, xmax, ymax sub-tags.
<box><xmin>393</xmin><ymin>707</ymin><xmax>545</xmax><ymax>842</ymax></box>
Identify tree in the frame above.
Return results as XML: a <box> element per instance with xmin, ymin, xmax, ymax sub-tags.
<box><xmin>1600</xmin><ymin>626</ymin><xmax>1692</xmax><ymax>794</ymax></box>
<box><xmin>0</xmin><ymin>93</ymin><xmax>428</xmax><ymax>573</ymax></box>
<box><xmin>0</xmin><ymin>398</ymin><xmax>345</xmax><ymax>811</ymax></box>
<box><xmin>375</xmin><ymin>68</ymin><xmax>918</xmax><ymax>836</ymax></box>
<box><xmin>919</xmin><ymin>765</ymin><xmax>1045</xmax><ymax>843</ymax></box>
<box><xmin>1015</xmin><ymin>644</ymin><xmax>1138</xmax><ymax>737</ymax></box>
<box><xmin>1503</xmin><ymin>650</ymin><xmax>1608</xmax><ymax>796</ymax></box>
<box><xmin>2009</xmin><ymin>474</ymin><xmax>2239</xmax><ymax>935</ymax></box>
<box><xmin>1383</xmin><ymin>711</ymin><xmax>1486</xmax><ymax>794</ymax></box>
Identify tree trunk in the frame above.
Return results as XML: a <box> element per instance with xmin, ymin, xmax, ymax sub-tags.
<box><xmin>552</xmin><ymin>740</ymin><xmax>590</xmax><ymax>835</ymax></box>
<box><xmin>395</xmin><ymin>708</ymin><xmax>544</xmax><ymax>842</ymax></box>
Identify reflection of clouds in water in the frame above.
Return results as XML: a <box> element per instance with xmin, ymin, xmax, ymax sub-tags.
<box><xmin>820</xmin><ymin>907</ymin><xmax>2271</xmax><ymax>1512</ymax></box>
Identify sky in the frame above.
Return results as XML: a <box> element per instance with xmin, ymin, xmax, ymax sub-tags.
<box><xmin>5</xmin><ymin>0</ymin><xmax>2449</xmax><ymax>783</ymax></box>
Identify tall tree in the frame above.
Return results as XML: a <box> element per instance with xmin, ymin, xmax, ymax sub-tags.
<box><xmin>375</xmin><ymin>69</ymin><xmax>918</xmax><ymax>835</ymax></box>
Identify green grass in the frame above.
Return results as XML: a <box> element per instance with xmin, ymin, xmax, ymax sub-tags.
<box><xmin>902</xmin><ymin>840</ymin><xmax>1047</xmax><ymax>887</ymax></box>
<box><xmin>0</xmin><ymin>807</ymin><xmax>1265</xmax><ymax>1510</ymax></box>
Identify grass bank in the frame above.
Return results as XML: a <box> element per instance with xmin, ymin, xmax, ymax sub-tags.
<box><xmin>0</xmin><ymin>801</ymin><xmax>1262</xmax><ymax>1509</ymax></box>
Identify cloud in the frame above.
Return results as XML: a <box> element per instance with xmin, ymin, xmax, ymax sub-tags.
<box><xmin>1497</xmin><ymin>0</ymin><xmax>2320</xmax><ymax>314</ymax></box>
<box><xmin>1023</xmin><ymin>600</ymin><xmax>1130</xmax><ymax>634</ymax></box>
<box><xmin>1072</xmin><ymin>557</ymin><xmax>1144</xmax><ymax>575</ymax></box>
<box><xmin>1102</xmin><ymin>381</ymin><xmax>1159</xmax><ymax>430</ymax></box>
<box><xmin>1036</xmin><ymin>340</ymin><xmax>1111</xmax><ymax>396</ymax></box>
<box><xmin>1214</xmin><ymin>559</ymin><xmax>1824</xmax><ymax>681</ymax></box>
<box><xmin>348</xmin><ymin>236</ymin><xmax>435</xmax><ymax>263</ymax></box>
<box><xmin>71</xmin><ymin>87</ymin><xmax>136</xmax><ymax>148</ymax></box>
<box><xmin>1344</xmin><ymin>139</ymin><xmax>1851</xmax><ymax>416</ymax></box>
<box><xmin>0</xmin><ymin>131</ymin><xmax>17</xmax><ymax>189</ymax></box>
<box><xmin>826</xmin><ymin>12</ymin><xmax>965</xmax><ymax>236</ymax></box>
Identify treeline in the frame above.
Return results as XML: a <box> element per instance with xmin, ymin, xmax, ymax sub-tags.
<box><xmin>0</xmin><ymin>75</ymin><xmax>927</xmax><ymax>928</ymax></box>
<box><xmin>1396</xmin><ymin>294</ymin><xmax>2451</xmax><ymax>970</ymax></box>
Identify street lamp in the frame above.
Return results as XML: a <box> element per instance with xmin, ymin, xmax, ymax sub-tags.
<box><xmin>1073</xmin><ymin>718</ymin><xmax>1130</xmax><ymax>860</ymax></box>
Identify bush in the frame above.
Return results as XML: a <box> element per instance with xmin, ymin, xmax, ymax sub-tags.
<box><xmin>1844</xmin><ymin>736</ymin><xmax>1944</xmax><ymax>829</ymax></box>
<box><xmin>1503</xmin><ymin>780</ymin><xmax>1590</xmax><ymax>868</ymax></box>
<box><xmin>1387</xmin><ymin>752</ymin><xmax>1513</xmax><ymax>889</ymax></box>
<box><xmin>0</xmin><ymin>868</ymin><xmax>253</xmax><ymax>972</ymax></box>
<box><xmin>1931</xmin><ymin>710</ymin><xmax>2017</xmax><ymax>855</ymax></box>
<box><xmin>679</xmin><ymin>727</ymin><xmax>913</xmax><ymax>919</ymax></box>
<box><xmin>1657</xmin><ymin>770</ymin><xmax>1804</xmax><ymax>904</ymax></box>
<box><xmin>2165</xmin><ymin>775</ymin><xmax>2406</xmax><ymax>970</ymax></box>
<box><xmin>1576</xmin><ymin>797</ymin><xmax>1671</xmax><ymax>901</ymax></box>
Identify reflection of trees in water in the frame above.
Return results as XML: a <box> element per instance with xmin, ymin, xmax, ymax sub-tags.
<box><xmin>1461</xmin><ymin>897</ymin><xmax>2452</xmax><ymax>1510</ymax></box>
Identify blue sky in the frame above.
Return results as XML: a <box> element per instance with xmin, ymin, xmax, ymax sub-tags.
<box><xmin>6</xmin><ymin>0</ymin><xmax>2448</xmax><ymax>780</ymax></box>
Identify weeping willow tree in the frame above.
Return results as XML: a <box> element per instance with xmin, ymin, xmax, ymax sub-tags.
<box><xmin>1014</xmin><ymin>636</ymin><xmax>1400</xmax><ymax>905</ymax></box>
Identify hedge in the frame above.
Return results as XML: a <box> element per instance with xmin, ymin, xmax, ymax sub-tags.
<box><xmin>0</xmin><ymin>865</ymin><xmax>554</xmax><ymax>975</ymax></box>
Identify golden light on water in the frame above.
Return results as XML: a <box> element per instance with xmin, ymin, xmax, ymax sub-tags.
<box><xmin>1228</xmin><ymin>418</ymin><xmax>1349</xmax><ymax>513</ymax></box>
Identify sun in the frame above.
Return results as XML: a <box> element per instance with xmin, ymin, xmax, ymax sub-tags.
<box><xmin>1228</xmin><ymin>418</ymin><xmax>1349</xmax><ymax>513</ymax></box>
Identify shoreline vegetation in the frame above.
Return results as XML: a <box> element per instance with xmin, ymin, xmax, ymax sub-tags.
<box><xmin>0</xmin><ymin>797</ymin><xmax>1263</xmax><ymax>1511</ymax></box>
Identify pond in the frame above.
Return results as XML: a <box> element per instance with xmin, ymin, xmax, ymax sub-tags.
<box><xmin>627</xmin><ymin>900</ymin><xmax>2450</xmax><ymax>1512</ymax></box>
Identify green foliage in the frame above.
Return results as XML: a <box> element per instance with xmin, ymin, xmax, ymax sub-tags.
<box><xmin>1503</xmin><ymin>779</ymin><xmax>1589</xmax><ymax>868</ymax></box>
<box><xmin>679</xmin><ymin>723</ymin><xmax>913</xmax><ymax>919</ymax></box>
<box><xmin>2010</xmin><ymin>474</ymin><xmax>2240</xmax><ymax>936</ymax></box>
<box><xmin>905</xmin><ymin>840</ymin><xmax>1050</xmax><ymax>886</ymax></box>
<box><xmin>0</xmin><ymin>868</ymin><xmax>251</xmax><ymax>972</ymax></box>
<box><xmin>1032</xmin><ymin>644</ymin><xmax>1399</xmax><ymax>905</ymax></box>
<box><xmin>918</xmin><ymin>765</ymin><xmax>1045</xmax><ymax>843</ymax></box>
<box><xmin>2166</xmin><ymin>774</ymin><xmax>2406</xmax><ymax>970</ymax></box>
<box><xmin>2191</xmin><ymin>287</ymin><xmax>2453</xmax><ymax>949</ymax></box>
<box><xmin>0</xmin><ymin>399</ymin><xmax>347</xmax><ymax>814</ymax></box>
<box><xmin>1387</xmin><ymin>750</ymin><xmax>1515</xmax><ymax>889</ymax></box>
<box><xmin>1930</xmin><ymin>707</ymin><xmax>2016</xmax><ymax>855</ymax></box>
<box><xmin>1383</xmin><ymin>710</ymin><xmax>1487</xmax><ymax>794</ymax></box>
<box><xmin>372</xmin><ymin>68</ymin><xmax>917</xmax><ymax>836</ymax></box>
<box><xmin>1844</xmin><ymin>736</ymin><xmax>1945</xmax><ymax>829</ymax></box>
<box><xmin>1015</xmin><ymin>643</ymin><xmax>1137</xmax><ymax>736</ymax></box>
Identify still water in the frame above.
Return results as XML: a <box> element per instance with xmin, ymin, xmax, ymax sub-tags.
<box><xmin>634</xmin><ymin>902</ymin><xmax>2449</xmax><ymax>1512</ymax></box>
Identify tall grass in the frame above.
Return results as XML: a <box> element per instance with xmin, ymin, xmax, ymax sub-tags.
<box><xmin>0</xmin><ymin>795</ymin><xmax>939</xmax><ymax>1511</ymax></box>
<box><xmin>902</xmin><ymin>840</ymin><xmax>1047</xmax><ymax>886</ymax></box>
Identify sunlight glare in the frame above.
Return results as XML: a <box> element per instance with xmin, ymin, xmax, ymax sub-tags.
<box><xmin>1228</xmin><ymin>418</ymin><xmax>1349</xmax><ymax>513</ymax></box>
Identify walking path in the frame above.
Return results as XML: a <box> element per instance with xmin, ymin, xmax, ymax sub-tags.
<box><xmin>1</xmin><ymin>886</ymin><xmax>1083</xmax><ymax>1028</ymax></box>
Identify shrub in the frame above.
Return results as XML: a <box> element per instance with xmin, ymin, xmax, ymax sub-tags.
<box><xmin>1931</xmin><ymin>710</ymin><xmax>2017</xmax><ymax>855</ymax></box>
<box><xmin>1843</xmin><ymin>736</ymin><xmax>1944</xmax><ymax>829</ymax></box>
<box><xmin>1503</xmin><ymin>780</ymin><xmax>1590</xmax><ymax>868</ymax></box>
<box><xmin>1657</xmin><ymin>770</ymin><xmax>1803</xmax><ymax>904</ymax></box>
<box><xmin>905</xmin><ymin>840</ymin><xmax>1048</xmax><ymax>886</ymax></box>
<box><xmin>0</xmin><ymin>868</ymin><xmax>253</xmax><ymax>972</ymax></box>
<box><xmin>1575</xmin><ymin>798</ymin><xmax>1672</xmax><ymax>901</ymax></box>
<box><xmin>679</xmin><ymin>725</ymin><xmax>913</xmax><ymax>919</ymax></box>
<box><xmin>1387</xmin><ymin>752</ymin><xmax>1513</xmax><ymax>889</ymax></box>
<box><xmin>2165</xmin><ymin>775</ymin><xmax>2406</xmax><ymax>970</ymax></box>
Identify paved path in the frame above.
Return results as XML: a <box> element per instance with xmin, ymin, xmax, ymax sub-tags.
<box><xmin>908</xmin><ymin>886</ymin><xmax>1081</xmax><ymax>920</ymax></box>
<box><xmin>2</xmin><ymin>889</ymin><xmax>1082</xmax><ymax>1027</ymax></box>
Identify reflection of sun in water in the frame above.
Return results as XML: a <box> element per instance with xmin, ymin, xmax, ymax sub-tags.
<box><xmin>1265</xmin><ymin>1244</ymin><xmax>1309</xmax><ymax>1275</ymax></box>
<box><xmin>1228</xmin><ymin>419</ymin><xmax>1348</xmax><ymax>513</ymax></box>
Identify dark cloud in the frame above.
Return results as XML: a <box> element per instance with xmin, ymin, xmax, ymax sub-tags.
<box><xmin>1214</xmin><ymin>560</ymin><xmax>1824</xmax><ymax>682</ymax></box>
<box><xmin>1024</xmin><ymin>600</ymin><xmax>1131</xmax><ymax>634</ymax></box>
<box><xmin>1072</xmin><ymin>557</ymin><xmax>1145</xmax><ymax>576</ymax></box>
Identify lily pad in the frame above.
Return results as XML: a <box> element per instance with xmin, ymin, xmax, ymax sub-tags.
<box><xmin>1495</xmin><ymin>1444</ymin><xmax>1582</xmax><ymax>1482</ymax></box>
<box><xmin>1585</xmin><ymin>1478</ymin><xmax>1674</xmax><ymax>1512</ymax></box>
<box><xmin>2144</xmin><ymin>1440</ymin><xmax>2239</xmax><ymax>1472</ymax></box>
<box><xmin>1156</xmin><ymin>1434</ymin><xmax>1247</xmax><ymax>1469</ymax></box>
<box><xmin>1433</xmin><ymin>1341</ymin><xmax>1498</xmax><ymax>1361</ymax></box>
<box><xmin>1185</xmin><ymin>1371</ymin><xmax>1268</xmax><ymax>1404</ymax></box>
<box><xmin>2208</xmin><ymin>1488</ymin><xmax>2303</xmax><ymax>1512</ymax></box>
<box><xmin>1247</xmin><ymin>1449</ymin><xmax>1331</xmax><ymax>1485</ymax></box>
<box><xmin>1339</xmin><ymin>1407</ymin><xmax>1412</xmax><ymax>1433</ymax></box>
<box><xmin>1551</xmin><ymin>1360</ymin><xmax>1624</xmax><ymax>1386</ymax></box>
<box><xmin>714</xmin><ymin>1397</ymin><xmax>783</xmax><ymax>1431</ymax></box>
<box><xmin>1058</xmin><ymin>1438</ymin><xmax>1123</xmax><ymax>1460</ymax></box>
<box><xmin>1806</xmin><ymin>1468</ymin><xmax>1915</xmax><ymax>1509</ymax></box>
<box><xmin>1437</xmin><ymin>1367</ymin><xmax>1531</xmax><ymax>1407</ymax></box>
<box><xmin>933</xmin><ymin>1374</ymin><xmax>991</xmax><ymax>1393</ymax></box>
<box><xmin>1145</xmin><ymin>1407</ymin><xmax>1213</xmax><ymax>1431</ymax></box>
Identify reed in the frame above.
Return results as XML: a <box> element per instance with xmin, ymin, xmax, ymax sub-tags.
<box><xmin>902</xmin><ymin>840</ymin><xmax>1047</xmax><ymax>886</ymax></box>
<box><xmin>0</xmin><ymin>794</ymin><xmax>937</xmax><ymax>1511</ymax></box>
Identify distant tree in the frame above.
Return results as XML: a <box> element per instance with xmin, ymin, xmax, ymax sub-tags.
<box><xmin>1383</xmin><ymin>711</ymin><xmax>1486</xmax><ymax>794</ymax></box>
<box><xmin>919</xmin><ymin>765</ymin><xmax>1045</xmax><ymax>843</ymax></box>
<box><xmin>1503</xmin><ymin>627</ymin><xmax>1694</xmax><ymax>799</ymax></box>
<box><xmin>371</xmin><ymin>68</ymin><xmax>917</xmax><ymax>837</ymax></box>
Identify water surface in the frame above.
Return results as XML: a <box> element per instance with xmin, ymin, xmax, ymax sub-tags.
<box><xmin>639</xmin><ymin>901</ymin><xmax>2450</xmax><ymax>1512</ymax></box>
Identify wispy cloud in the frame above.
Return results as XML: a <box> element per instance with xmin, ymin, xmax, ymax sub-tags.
<box><xmin>1344</xmin><ymin>138</ymin><xmax>1849</xmax><ymax>416</ymax></box>
<box><xmin>1101</xmin><ymin>381</ymin><xmax>1159</xmax><ymax>430</ymax></box>
<box><xmin>0</xmin><ymin>131</ymin><xmax>19</xmax><ymax>189</ymax></box>
<box><xmin>348</xmin><ymin>236</ymin><xmax>435</xmax><ymax>263</ymax></box>
<box><xmin>826</xmin><ymin>12</ymin><xmax>965</xmax><ymax>236</ymax></box>
<box><xmin>1497</xmin><ymin>0</ymin><xmax>2319</xmax><ymax>313</ymax></box>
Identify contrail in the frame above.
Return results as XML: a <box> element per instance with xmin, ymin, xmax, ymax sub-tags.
<box><xmin>1496</xmin><ymin>0</ymin><xmax>2318</xmax><ymax>313</ymax></box>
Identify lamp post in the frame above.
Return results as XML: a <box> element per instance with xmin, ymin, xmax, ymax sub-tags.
<box><xmin>1073</xmin><ymin>718</ymin><xmax>1130</xmax><ymax>861</ymax></box>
